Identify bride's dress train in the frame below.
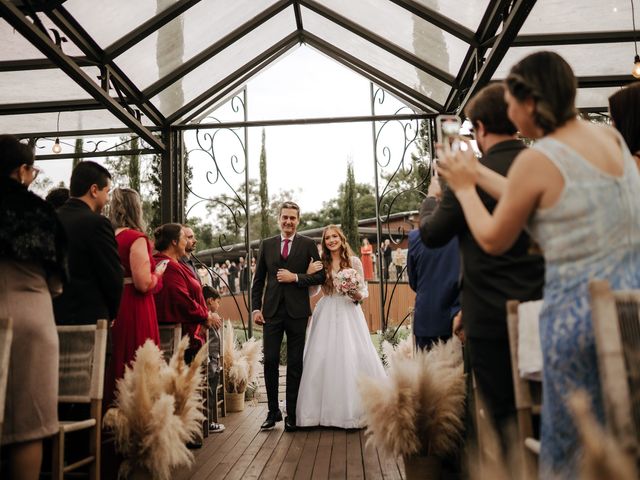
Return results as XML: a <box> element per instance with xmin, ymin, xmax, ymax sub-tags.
<box><xmin>296</xmin><ymin>257</ymin><xmax>386</xmax><ymax>428</ymax></box>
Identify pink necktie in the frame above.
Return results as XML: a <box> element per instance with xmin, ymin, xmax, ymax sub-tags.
<box><xmin>282</xmin><ymin>238</ymin><xmax>290</xmax><ymax>259</ymax></box>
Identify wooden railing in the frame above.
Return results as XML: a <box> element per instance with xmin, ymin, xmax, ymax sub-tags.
<box><xmin>217</xmin><ymin>282</ymin><xmax>415</xmax><ymax>333</ymax></box>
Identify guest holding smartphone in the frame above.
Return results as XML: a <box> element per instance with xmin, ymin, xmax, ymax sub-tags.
<box><xmin>153</xmin><ymin>224</ymin><xmax>211</xmax><ymax>363</ymax></box>
<box><xmin>105</xmin><ymin>188</ymin><xmax>166</xmax><ymax>406</ymax></box>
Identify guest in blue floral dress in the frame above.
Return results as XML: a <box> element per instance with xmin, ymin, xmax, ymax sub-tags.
<box><xmin>435</xmin><ymin>51</ymin><xmax>640</xmax><ymax>478</ymax></box>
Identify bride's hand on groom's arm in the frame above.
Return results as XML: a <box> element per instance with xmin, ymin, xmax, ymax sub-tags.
<box><xmin>276</xmin><ymin>269</ymin><xmax>297</xmax><ymax>283</ymax></box>
<box><xmin>307</xmin><ymin>259</ymin><xmax>323</xmax><ymax>274</ymax></box>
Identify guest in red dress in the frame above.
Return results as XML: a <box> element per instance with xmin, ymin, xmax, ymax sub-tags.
<box><xmin>153</xmin><ymin>223</ymin><xmax>210</xmax><ymax>361</ymax></box>
<box><xmin>105</xmin><ymin>188</ymin><xmax>165</xmax><ymax>406</ymax></box>
<box><xmin>360</xmin><ymin>238</ymin><xmax>374</xmax><ymax>280</ymax></box>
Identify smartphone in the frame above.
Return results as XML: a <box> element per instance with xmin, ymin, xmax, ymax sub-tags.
<box><xmin>435</xmin><ymin>114</ymin><xmax>462</xmax><ymax>151</ymax></box>
<box><xmin>155</xmin><ymin>259</ymin><xmax>170</xmax><ymax>271</ymax></box>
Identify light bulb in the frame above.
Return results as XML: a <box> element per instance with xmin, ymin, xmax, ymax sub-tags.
<box><xmin>633</xmin><ymin>55</ymin><xmax>640</xmax><ymax>79</ymax></box>
<box><xmin>52</xmin><ymin>138</ymin><xmax>62</xmax><ymax>154</ymax></box>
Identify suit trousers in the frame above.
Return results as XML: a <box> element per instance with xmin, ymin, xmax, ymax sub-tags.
<box><xmin>263</xmin><ymin>300</ymin><xmax>307</xmax><ymax>418</ymax></box>
<box><xmin>466</xmin><ymin>335</ymin><xmax>516</xmax><ymax>452</ymax></box>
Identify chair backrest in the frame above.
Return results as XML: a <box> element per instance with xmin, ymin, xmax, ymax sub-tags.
<box><xmin>57</xmin><ymin>320</ymin><xmax>108</xmax><ymax>403</ymax></box>
<box><xmin>589</xmin><ymin>280</ymin><xmax>640</xmax><ymax>463</ymax></box>
<box><xmin>0</xmin><ymin>317</ymin><xmax>13</xmax><ymax>427</ymax></box>
<box><xmin>159</xmin><ymin>323</ymin><xmax>182</xmax><ymax>362</ymax></box>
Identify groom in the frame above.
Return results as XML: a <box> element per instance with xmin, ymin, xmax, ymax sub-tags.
<box><xmin>252</xmin><ymin>201</ymin><xmax>325</xmax><ymax>431</ymax></box>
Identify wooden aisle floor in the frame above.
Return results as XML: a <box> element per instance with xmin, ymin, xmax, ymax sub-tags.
<box><xmin>174</xmin><ymin>402</ymin><xmax>406</xmax><ymax>480</ymax></box>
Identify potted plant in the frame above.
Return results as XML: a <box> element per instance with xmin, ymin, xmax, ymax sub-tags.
<box><xmin>359</xmin><ymin>337</ymin><xmax>466</xmax><ymax>479</ymax></box>
<box><xmin>222</xmin><ymin>320</ymin><xmax>262</xmax><ymax>412</ymax></box>
<box><xmin>103</xmin><ymin>337</ymin><xmax>207</xmax><ymax>480</ymax></box>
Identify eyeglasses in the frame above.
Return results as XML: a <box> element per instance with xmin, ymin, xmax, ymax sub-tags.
<box><xmin>27</xmin><ymin>165</ymin><xmax>41</xmax><ymax>180</ymax></box>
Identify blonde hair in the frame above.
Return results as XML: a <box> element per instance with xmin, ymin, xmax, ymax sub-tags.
<box><xmin>109</xmin><ymin>187</ymin><xmax>146</xmax><ymax>232</ymax></box>
<box><xmin>321</xmin><ymin>225</ymin><xmax>354</xmax><ymax>295</ymax></box>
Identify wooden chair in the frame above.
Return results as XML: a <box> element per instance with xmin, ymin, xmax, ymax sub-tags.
<box><xmin>507</xmin><ymin>300</ymin><xmax>542</xmax><ymax>476</ymax></box>
<box><xmin>0</xmin><ymin>317</ymin><xmax>13</xmax><ymax>447</ymax></box>
<box><xmin>53</xmin><ymin>320</ymin><xmax>108</xmax><ymax>480</ymax></box>
<box><xmin>589</xmin><ymin>280</ymin><xmax>640</xmax><ymax>471</ymax></box>
<box><xmin>159</xmin><ymin>323</ymin><xmax>182</xmax><ymax>363</ymax></box>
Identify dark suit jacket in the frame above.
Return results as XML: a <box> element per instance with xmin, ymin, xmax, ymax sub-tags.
<box><xmin>252</xmin><ymin>234</ymin><xmax>325</xmax><ymax>319</ymax></box>
<box><xmin>419</xmin><ymin>140</ymin><xmax>544</xmax><ymax>339</ymax></box>
<box><xmin>53</xmin><ymin>198</ymin><xmax>123</xmax><ymax>324</ymax></box>
<box><xmin>407</xmin><ymin>229</ymin><xmax>461</xmax><ymax>337</ymax></box>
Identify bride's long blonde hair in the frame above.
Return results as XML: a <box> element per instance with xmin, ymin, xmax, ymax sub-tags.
<box><xmin>321</xmin><ymin>225</ymin><xmax>355</xmax><ymax>295</ymax></box>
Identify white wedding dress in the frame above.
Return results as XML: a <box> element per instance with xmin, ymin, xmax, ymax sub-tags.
<box><xmin>296</xmin><ymin>257</ymin><xmax>386</xmax><ymax>428</ymax></box>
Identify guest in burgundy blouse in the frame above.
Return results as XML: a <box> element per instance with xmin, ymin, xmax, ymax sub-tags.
<box><xmin>153</xmin><ymin>223</ymin><xmax>210</xmax><ymax>359</ymax></box>
<box><xmin>105</xmin><ymin>188</ymin><xmax>165</xmax><ymax>406</ymax></box>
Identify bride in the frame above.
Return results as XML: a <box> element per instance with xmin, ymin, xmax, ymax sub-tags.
<box><xmin>296</xmin><ymin>225</ymin><xmax>386</xmax><ymax>428</ymax></box>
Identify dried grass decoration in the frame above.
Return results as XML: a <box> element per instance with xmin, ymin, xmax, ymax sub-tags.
<box><xmin>359</xmin><ymin>337</ymin><xmax>466</xmax><ymax>461</ymax></box>
<box><xmin>103</xmin><ymin>337</ymin><xmax>207</xmax><ymax>480</ymax></box>
<box><xmin>222</xmin><ymin>320</ymin><xmax>262</xmax><ymax>394</ymax></box>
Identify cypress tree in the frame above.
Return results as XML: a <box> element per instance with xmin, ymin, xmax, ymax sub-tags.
<box><xmin>259</xmin><ymin>128</ymin><xmax>270</xmax><ymax>239</ymax></box>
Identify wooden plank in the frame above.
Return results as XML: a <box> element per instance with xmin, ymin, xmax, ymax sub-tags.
<box><xmin>378</xmin><ymin>451</ymin><xmax>403</xmax><ymax>480</ymax></box>
<box><xmin>328</xmin><ymin>430</ymin><xmax>347</xmax><ymax>478</ymax></box>
<box><xmin>243</xmin><ymin>426</ymin><xmax>286</xmax><ymax>480</ymax></box>
<box><xmin>311</xmin><ymin>430</ymin><xmax>333</xmax><ymax>480</ymax></box>
<box><xmin>190</xmin><ymin>405</ymin><xmax>264</xmax><ymax>480</ymax></box>
<box><xmin>346</xmin><ymin>430</ymin><xmax>365</xmax><ymax>479</ymax></box>
<box><xmin>173</xmin><ymin>404</ymin><xmax>258</xmax><ymax>480</ymax></box>
<box><xmin>360</xmin><ymin>430</ymin><xmax>383</xmax><ymax>480</ymax></box>
<box><xmin>275</xmin><ymin>430</ymin><xmax>308</xmax><ymax>479</ymax></box>
<box><xmin>207</xmin><ymin>408</ymin><xmax>269</xmax><ymax>479</ymax></box>
<box><xmin>293</xmin><ymin>430</ymin><xmax>321</xmax><ymax>480</ymax></box>
<box><xmin>223</xmin><ymin>416</ymin><xmax>277</xmax><ymax>480</ymax></box>
<box><xmin>259</xmin><ymin>428</ymin><xmax>295</xmax><ymax>479</ymax></box>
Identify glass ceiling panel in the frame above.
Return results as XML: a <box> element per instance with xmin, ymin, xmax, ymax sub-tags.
<box><xmin>0</xmin><ymin>109</ymin><xmax>128</xmax><ymax>136</ymax></box>
<box><xmin>150</xmin><ymin>8</ymin><xmax>296</xmax><ymax>116</ymax></box>
<box><xmin>414</xmin><ymin>0</ymin><xmax>490</xmax><ymax>31</ymax></box>
<box><xmin>116</xmin><ymin>0</ymin><xmax>279</xmax><ymax>90</ymax></box>
<box><xmin>493</xmin><ymin>44</ymin><xmax>635</xmax><ymax>79</ymax></box>
<box><xmin>0</xmin><ymin>67</ymin><xmax>99</xmax><ymax>104</ymax></box>
<box><xmin>64</xmin><ymin>0</ymin><xmax>181</xmax><ymax>48</ymax></box>
<box><xmin>302</xmin><ymin>7</ymin><xmax>450</xmax><ymax>106</ymax></box>
<box><xmin>520</xmin><ymin>0</ymin><xmax>633</xmax><ymax>34</ymax></box>
<box><xmin>1</xmin><ymin>17</ymin><xmax>84</xmax><ymax>61</ymax></box>
<box><xmin>576</xmin><ymin>87</ymin><xmax>622</xmax><ymax>109</ymax></box>
<box><xmin>315</xmin><ymin>0</ymin><xmax>468</xmax><ymax>75</ymax></box>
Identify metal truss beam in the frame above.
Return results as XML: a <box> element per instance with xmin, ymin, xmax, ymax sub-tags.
<box><xmin>455</xmin><ymin>0</ymin><xmax>537</xmax><ymax>114</ymax></box>
<box><xmin>490</xmin><ymin>30</ymin><xmax>640</xmax><ymax>47</ymax></box>
<box><xmin>0</xmin><ymin>99</ymin><xmax>136</xmax><ymax>116</ymax></box>
<box><xmin>386</xmin><ymin>0</ymin><xmax>475</xmax><ymax>44</ymax></box>
<box><xmin>0</xmin><ymin>0</ymin><xmax>164</xmax><ymax>150</ymax></box>
<box><xmin>35</xmin><ymin>148</ymin><xmax>157</xmax><ymax>161</ymax></box>
<box><xmin>143</xmin><ymin>0</ymin><xmax>293</xmax><ymax>100</ymax></box>
<box><xmin>293</xmin><ymin>0</ymin><xmax>303</xmax><ymax>31</ymax></box>
<box><xmin>304</xmin><ymin>32</ymin><xmax>443</xmax><ymax>112</ymax></box>
<box><xmin>105</xmin><ymin>0</ymin><xmax>204</xmax><ymax>60</ymax></box>
<box><xmin>16</xmin><ymin>127</ymin><xmax>159</xmax><ymax>139</ymax></box>
<box><xmin>0</xmin><ymin>57</ymin><xmax>94</xmax><ymax>71</ymax></box>
<box><xmin>300</xmin><ymin>0</ymin><xmax>455</xmax><ymax>85</ymax></box>
<box><xmin>45</xmin><ymin>6</ymin><xmax>165</xmax><ymax>127</ymax></box>
<box><xmin>444</xmin><ymin>0</ymin><xmax>514</xmax><ymax>112</ymax></box>
<box><xmin>180</xmin><ymin>41</ymin><xmax>294</xmax><ymax>124</ymax></box>
<box><xmin>166</xmin><ymin>33</ymin><xmax>299</xmax><ymax>124</ymax></box>
<box><xmin>577</xmin><ymin>75</ymin><xmax>635</xmax><ymax>89</ymax></box>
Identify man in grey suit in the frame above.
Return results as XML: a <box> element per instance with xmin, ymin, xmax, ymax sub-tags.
<box><xmin>252</xmin><ymin>201</ymin><xmax>325</xmax><ymax>431</ymax></box>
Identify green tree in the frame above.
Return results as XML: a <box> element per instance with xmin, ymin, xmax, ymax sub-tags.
<box><xmin>72</xmin><ymin>138</ymin><xmax>83</xmax><ymax>169</ymax></box>
<box><xmin>144</xmin><ymin>154</ymin><xmax>162</xmax><ymax>234</ymax></box>
<box><xmin>341</xmin><ymin>163</ymin><xmax>359</xmax><ymax>250</ymax></box>
<box><xmin>259</xmin><ymin>128</ymin><xmax>270</xmax><ymax>239</ymax></box>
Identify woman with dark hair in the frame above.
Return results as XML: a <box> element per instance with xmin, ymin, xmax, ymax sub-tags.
<box><xmin>105</xmin><ymin>188</ymin><xmax>166</xmax><ymax>405</ymax></box>
<box><xmin>0</xmin><ymin>135</ymin><xmax>67</xmax><ymax>479</ymax></box>
<box><xmin>296</xmin><ymin>225</ymin><xmax>385</xmax><ymax>428</ymax></box>
<box><xmin>609</xmin><ymin>82</ymin><xmax>640</xmax><ymax>167</ymax></box>
<box><xmin>436</xmin><ymin>51</ymin><xmax>640</xmax><ymax>477</ymax></box>
<box><xmin>153</xmin><ymin>224</ymin><xmax>210</xmax><ymax>360</ymax></box>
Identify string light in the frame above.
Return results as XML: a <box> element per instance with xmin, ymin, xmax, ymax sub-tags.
<box><xmin>52</xmin><ymin>111</ymin><xmax>61</xmax><ymax>153</ymax></box>
<box><xmin>632</xmin><ymin>0</ymin><xmax>640</xmax><ymax>79</ymax></box>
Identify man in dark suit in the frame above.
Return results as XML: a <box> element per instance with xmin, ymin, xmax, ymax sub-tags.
<box><xmin>420</xmin><ymin>83</ymin><xmax>544</xmax><ymax>448</ymax></box>
<box><xmin>252</xmin><ymin>201</ymin><xmax>325</xmax><ymax>431</ymax></box>
<box><xmin>407</xmin><ymin>219</ymin><xmax>461</xmax><ymax>351</ymax></box>
<box><xmin>54</xmin><ymin>161</ymin><xmax>123</xmax><ymax>325</ymax></box>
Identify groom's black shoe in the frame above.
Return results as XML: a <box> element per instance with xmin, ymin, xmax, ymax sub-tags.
<box><xmin>261</xmin><ymin>410</ymin><xmax>283</xmax><ymax>430</ymax></box>
<box><xmin>284</xmin><ymin>416</ymin><xmax>297</xmax><ymax>432</ymax></box>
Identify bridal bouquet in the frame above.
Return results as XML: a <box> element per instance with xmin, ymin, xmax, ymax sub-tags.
<box><xmin>334</xmin><ymin>268</ymin><xmax>363</xmax><ymax>302</ymax></box>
